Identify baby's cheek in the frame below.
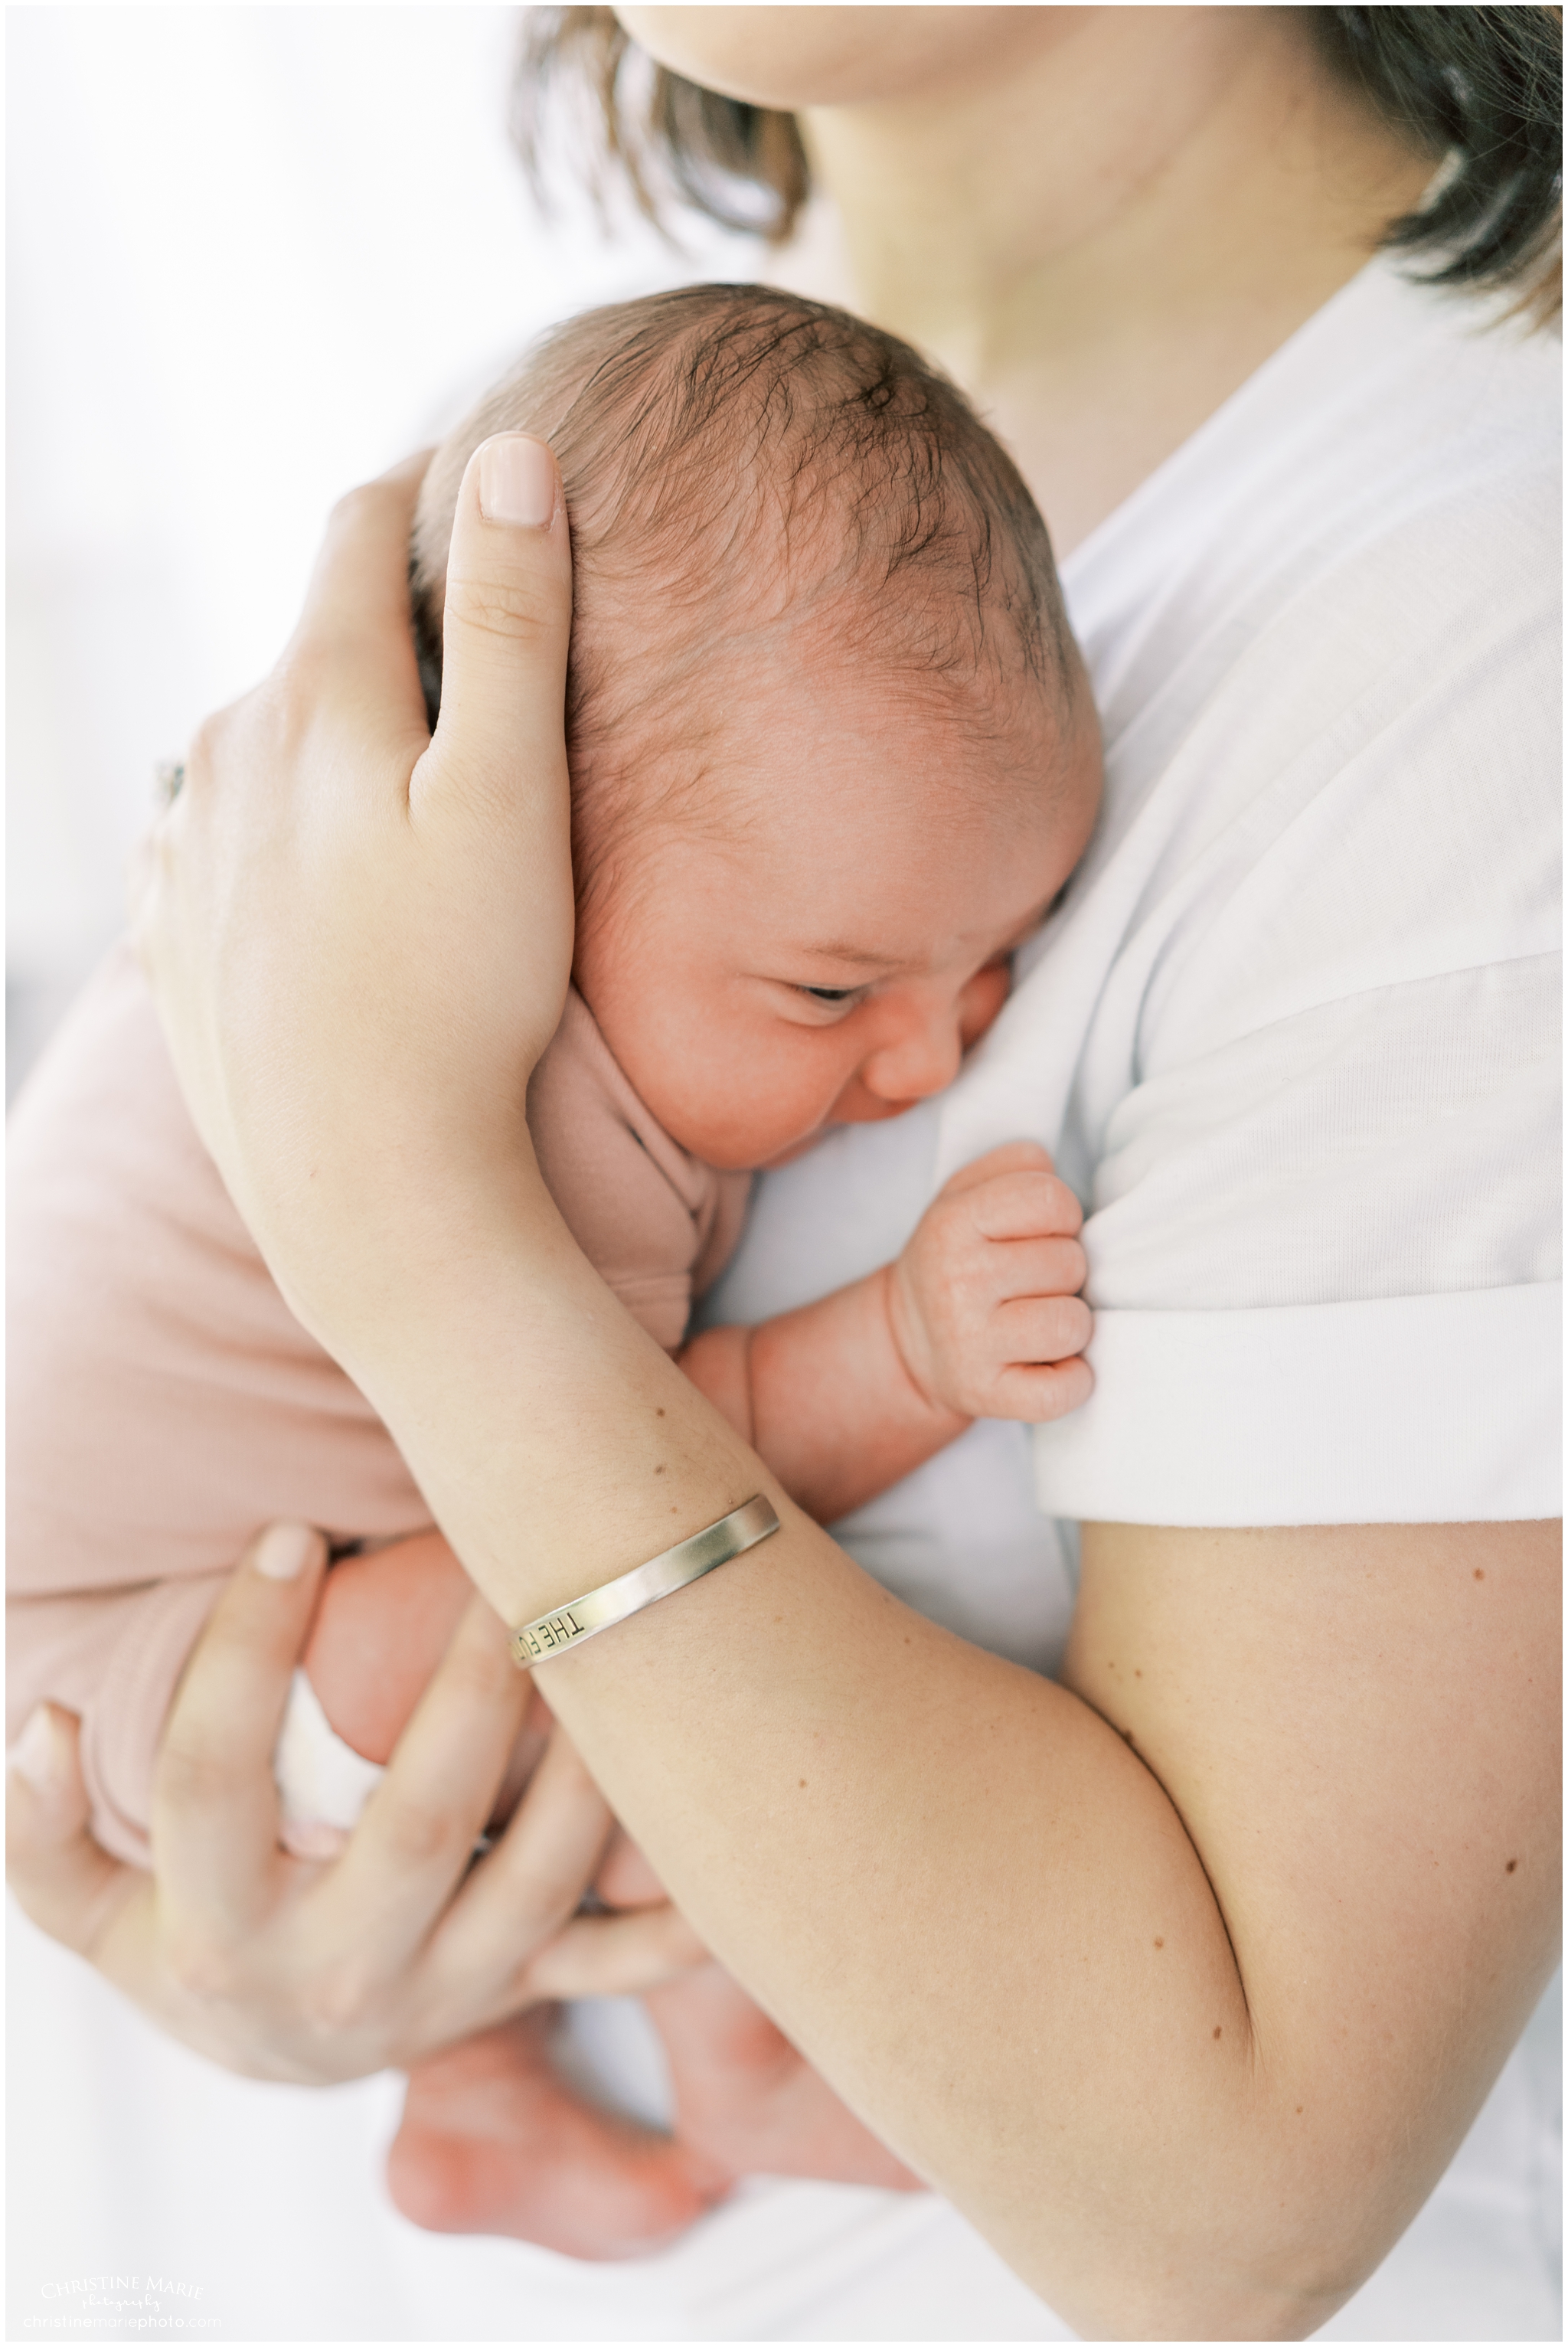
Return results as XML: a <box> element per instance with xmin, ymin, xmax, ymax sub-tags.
<box><xmin>959</xmin><ymin>963</ymin><xmax>1011</xmax><ymax>1054</ymax></box>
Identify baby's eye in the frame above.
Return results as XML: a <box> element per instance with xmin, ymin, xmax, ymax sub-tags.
<box><xmin>799</xmin><ymin>986</ymin><xmax>857</xmax><ymax>1003</ymax></box>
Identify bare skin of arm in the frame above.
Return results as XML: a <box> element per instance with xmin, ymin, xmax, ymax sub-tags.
<box><xmin>295</xmin><ymin>1152</ymin><xmax>1559</xmax><ymax>2338</ymax></box>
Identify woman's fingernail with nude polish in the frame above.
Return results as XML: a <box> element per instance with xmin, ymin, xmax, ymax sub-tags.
<box><xmin>253</xmin><ymin>1522</ymin><xmax>316</xmax><ymax>1581</ymax></box>
<box><xmin>8</xmin><ymin>1705</ymin><xmax>68</xmax><ymax>1796</ymax></box>
<box><xmin>478</xmin><ymin>434</ymin><xmax>556</xmax><ymax>528</ymax></box>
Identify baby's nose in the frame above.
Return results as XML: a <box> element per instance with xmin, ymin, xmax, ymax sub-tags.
<box><xmin>860</xmin><ymin>1005</ymin><xmax>965</xmax><ymax>1105</ymax></box>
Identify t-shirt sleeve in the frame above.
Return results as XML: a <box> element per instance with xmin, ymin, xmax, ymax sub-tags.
<box><xmin>985</xmin><ymin>492</ymin><xmax>1560</xmax><ymax>1527</ymax></box>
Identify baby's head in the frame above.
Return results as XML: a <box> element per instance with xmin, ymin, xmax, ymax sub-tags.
<box><xmin>413</xmin><ymin>285</ymin><xmax>1099</xmax><ymax>1170</ymax></box>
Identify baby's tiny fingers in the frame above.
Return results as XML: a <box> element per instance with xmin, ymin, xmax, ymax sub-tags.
<box><xmin>996</xmin><ymin>1292</ymin><xmax>1093</xmax><ymax>1362</ymax></box>
<box><xmin>989</xmin><ymin>1234</ymin><xmax>1087</xmax><ymax>1303</ymax></box>
<box><xmin>937</xmin><ymin>1140</ymin><xmax>1055</xmax><ymax>1199</ymax></box>
<box><xmin>967</xmin><ymin>1171</ymin><xmax>1083</xmax><ymax>1242</ymax></box>
<box><xmin>988</xmin><ymin>1356</ymin><xmax>1096</xmax><ymax>1424</ymax></box>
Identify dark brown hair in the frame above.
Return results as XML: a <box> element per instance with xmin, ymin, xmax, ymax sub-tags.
<box><xmin>514</xmin><ymin>5</ymin><xmax>1561</xmax><ymax>312</ymax></box>
<box><xmin>411</xmin><ymin>284</ymin><xmax>1078</xmax><ymax>913</ymax></box>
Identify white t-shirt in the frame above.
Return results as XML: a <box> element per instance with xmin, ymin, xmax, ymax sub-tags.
<box><xmin>9</xmin><ymin>260</ymin><xmax>1560</xmax><ymax>2345</ymax></box>
<box><xmin>705</xmin><ymin>254</ymin><xmax>1561</xmax><ymax>1681</ymax></box>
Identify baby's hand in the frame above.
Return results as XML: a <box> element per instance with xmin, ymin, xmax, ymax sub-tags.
<box><xmin>887</xmin><ymin>1142</ymin><xmax>1093</xmax><ymax>1423</ymax></box>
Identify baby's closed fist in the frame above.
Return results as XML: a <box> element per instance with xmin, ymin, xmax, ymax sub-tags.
<box><xmin>888</xmin><ymin>1142</ymin><xmax>1093</xmax><ymax>1424</ymax></box>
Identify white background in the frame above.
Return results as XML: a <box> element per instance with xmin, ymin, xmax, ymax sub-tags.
<box><xmin>6</xmin><ymin>4</ymin><xmax>758</xmax><ymax>1087</ymax></box>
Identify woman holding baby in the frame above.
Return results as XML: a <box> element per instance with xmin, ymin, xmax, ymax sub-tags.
<box><xmin>8</xmin><ymin>8</ymin><xmax>1560</xmax><ymax>2339</ymax></box>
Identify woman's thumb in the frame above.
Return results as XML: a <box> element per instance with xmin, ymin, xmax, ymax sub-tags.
<box><xmin>425</xmin><ymin>434</ymin><xmax>574</xmax><ymax>816</ymax></box>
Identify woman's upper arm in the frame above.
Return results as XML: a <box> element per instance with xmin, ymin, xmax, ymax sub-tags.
<box><xmin>1070</xmin><ymin>1518</ymin><xmax>1562</xmax><ymax>2286</ymax></box>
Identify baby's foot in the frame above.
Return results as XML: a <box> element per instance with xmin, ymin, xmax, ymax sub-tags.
<box><xmin>645</xmin><ymin>1960</ymin><xmax>924</xmax><ymax>2192</ymax></box>
<box><xmin>388</xmin><ymin>2007</ymin><xmax>732</xmax><ymax>2260</ymax></box>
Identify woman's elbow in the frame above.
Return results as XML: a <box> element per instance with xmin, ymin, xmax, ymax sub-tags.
<box><xmin>1027</xmin><ymin>2129</ymin><xmax>1408</xmax><ymax>2341</ymax></box>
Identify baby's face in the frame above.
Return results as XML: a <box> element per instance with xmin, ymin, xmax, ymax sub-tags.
<box><xmin>574</xmin><ymin>668</ymin><xmax>1100</xmax><ymax>1171</ymax></box>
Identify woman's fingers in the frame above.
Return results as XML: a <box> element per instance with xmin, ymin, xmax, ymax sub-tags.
<box><xmin>289</xmin><ymin>452</ymin><xmax>434</xmax><ymax>737</ymax></box>
<box><xmin>6</xmin><ymin>1705</ymin><xmax>141</xmax><ymax>1960</ymax></box>
<box><xmin>417</xmin><ymin>435</ymin><xmax>574</xmax><ymax>836</ymax></box>
<box><xmin>152</xmin><ymin>1524</ymin><xmax>328</xmax><ymax>1930</ymax></box>
<box><xmin>431</xmin><ymin>1718</ymin><xmax>618</xmax><ymax>2007</ymax></box>
<box><xmin>322</xmin><ymin>1595</ymin><xmax>532</xmax><ymax>1980</ymax></box>
<box><xmin>430</xmin><ymin>1721</ymin><xmax>707</xmax><ymax>2022</ymax></box>
<box><xmin>5</xmin><ymin>1708</ymin><xmax>254</xmax><ymax>2060</ymax></box>
<box><xmin>519</xmin><ymin>1902</ymin><xmax>711</xmax><ymax>2002</ymax></box>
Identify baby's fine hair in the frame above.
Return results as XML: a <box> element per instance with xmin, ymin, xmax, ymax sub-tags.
<box><xmin>411</xmin><ymin>283</ymin><xmax>1076</xmax><ymax>908</ymax></box>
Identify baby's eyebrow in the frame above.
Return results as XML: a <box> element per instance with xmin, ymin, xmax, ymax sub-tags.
<box><xmin>794</xmin><ymin>943</ymin><xmax>905</xmax><ymax>972</ymax></box>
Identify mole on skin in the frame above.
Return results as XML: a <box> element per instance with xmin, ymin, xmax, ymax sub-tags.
<box><xmin>1474</xmin><ymin>1567</ymin><xmax>1485</xmax><ymax>1579</ymax></box>
<box><xmin>1213</xmin><ymin>2026</ymin><xmax>1223</xmax><ymax>2039</ymax></box>
<box><xmin>1506</xmin><ymin>1858</ymin><xmax>1518</xmax><ymax>1872</ymax></box>
<box><xmin>1153</xmin><ymin>1937</ymin><xmax>1164</xmax><ymax>1949</ymax></box>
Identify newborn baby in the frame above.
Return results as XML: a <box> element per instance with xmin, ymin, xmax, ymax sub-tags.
<box><xmin>8</xmin><ymin>285</ymin><xmax>1101</xmax><ymax>2257</ymax></box>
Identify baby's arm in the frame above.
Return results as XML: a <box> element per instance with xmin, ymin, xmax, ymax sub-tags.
<box><xmin>679</xmin><ymin>1142</ymin><xmax>1092</xmax><ymax>1524</ymax></box>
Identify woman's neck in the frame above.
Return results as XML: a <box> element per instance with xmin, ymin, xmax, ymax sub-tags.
<box><xmin>784</xmin><ymin>10</ymin><xmax>1432</xmax><ymax>553</ymax></box>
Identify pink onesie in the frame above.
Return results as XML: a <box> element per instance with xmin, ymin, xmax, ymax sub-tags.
<box><xmin>7</xmin><ymin>946</ymin><xmax>750</xmax><ymax>1865</ymax></box>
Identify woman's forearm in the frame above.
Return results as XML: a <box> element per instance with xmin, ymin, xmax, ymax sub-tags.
<box><xmin>330</xmin><ymin>1170</ymin><xmax>1312</xmax><ymax>2337</ymax></box>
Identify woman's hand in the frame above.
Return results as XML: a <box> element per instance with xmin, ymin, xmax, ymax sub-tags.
<box><xmin>131</xmin><ymin>437</ymin><xmax>574</xmax><ymax>1350</ymax></box>
<box><xmin>5</xmin><ymin>1523</ymin><xmax>706</xmax><ymax>2084</ymax></box>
